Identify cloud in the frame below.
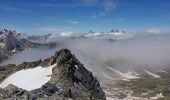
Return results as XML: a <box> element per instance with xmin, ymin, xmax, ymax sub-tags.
<box><xmin>44</xmin><ymin>16</ymin><xmax>58</xmax><ymax>20</ymax></box>
<box><xmin>145</xmin><ymin>28</ymin><xmax>162</xmax><ymax>34</ymax></box>
<box><xmin>78</xmin><ymin>0</ymin><xmax>99</xmax><ymax>4</ymax></box>
<box><xmin>104</xmin><ymin>0</ymin><xmax>116</xmax><ymax>12</ymax></box>
<box><xmin>0</xmin><ymin>6</ymin><xmax>34</xmax><ymax>14</ymax></box>
<box><xmin>38</xmin><ymin>26</ymin><xmax>72</xmax><ymax>34</ymax></box>
<box><xmin>0</xmin><ymin>48</ymin><xmax>57</xmax><ymax>65</ymax></box>
<box><xmin>117</xmin><ymin>18</ymin><xmax>126</xmax><ymax>22</ymax></box>
<box><xmin>66</xmin><ymin>20</ymin><xmax>80</xmax><ymax>24</ymax></box>
<box><xmin>38</xmin><ymin>3</ymin><xmax>57</xmax><ymax>7</ymax></box>
<box><xmin>39</xmin><ymin>27</ymin><xmax>61</xmax><ymax>34</ymax></box>
<box><xmin>39</xmin><ymin>27</ymin><xmax>61</xmax><ymax>32</ymax></box>
<box><xmin>91</xmin><ymin>0</ymin><xmax>116</xmax><ymax>19</ymax></box>
<box><xmin>92</xmin><ymin>12</ymin><xmax>106</xmax><ymax>19</ymax></box>
<box><xmin>59</xmin><ymin>31</ymin><xmax>74</xmax><ymax>37</ymax></box>
<box><xmin>58</xmin><ymin>32</ymin><xmax>170</xmax><ymax>80</ymax></box>
<box><xmin>1</xmin><ymin>29</ymin><xmax>170</xmax><ymax>81</ymax></box>
<box><xmin>32</xmin><ymin>23</ymin><xmax>39</xmax><ymax>26</ymax></box>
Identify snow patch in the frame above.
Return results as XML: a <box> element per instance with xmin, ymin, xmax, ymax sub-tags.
<box><xmin>150</xmin><ymin>93</ymin><xmax>164</xmax><ymax>99</ymax></box>
<box><xmin>144</xmin><ymin>70</ymin><xmax>160</xmax><ymax>78</ymax></box>
<box><xmin>84</xmin><ymin>31</ymin><xmax>127</xmax><ymax>40</ymax></box>
<box><xmin>0</xmin><ymin>63</ymin><xmax>57</xmax><ymax>91</ymax></box>
<box><xmin>107</xmin><ymin>66</ymin><xmax>140</xmax><ymax>80</ymax></box>
<box><xmin>106</xmin><ymin>93</ymin><xmax>164</xmax><ymax>100</ymax></box>
<box><xmin>75</xmin><ymin>65</ymin><xmax>78</xmax><ymax>69</ymax></box>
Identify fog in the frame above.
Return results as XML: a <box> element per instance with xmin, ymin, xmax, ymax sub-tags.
<box><xmin>59</xmin><ymin>33</ymin><xmax>170</xmax><ymax>75</ymax></box>
<box><xmin>1</xmin><ymin>32</ymin><xmax>170</xmax><ymax>80</ymax></box>
<box><xmin>0</xmin><ymin>47</ymin><xmax>58</xmax><ymax>66</ymax></box>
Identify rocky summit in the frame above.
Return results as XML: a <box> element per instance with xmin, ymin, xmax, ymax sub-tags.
<box><xmin>0</xmin><ymin>49</ymin><xmax>106</xmax><ymax>100</ymax></box>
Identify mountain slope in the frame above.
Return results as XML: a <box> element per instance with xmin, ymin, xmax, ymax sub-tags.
<box><xmin>0</xmin><ymin>29</ymin><xmax>56</xmax><ymax>63</ymax></box>
<box><xmin>0</xmin><ymin>49</ymin><xmax>106</xmax><ymax>100</ymax></box>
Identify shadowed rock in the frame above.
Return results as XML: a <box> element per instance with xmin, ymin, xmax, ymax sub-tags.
<box><xmin>0</xmin><ymin>49</ymin><xmax>106</xmax><ymax>100</ymax></box>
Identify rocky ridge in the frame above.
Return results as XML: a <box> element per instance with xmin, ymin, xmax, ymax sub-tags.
<box><xmin>0</xmin><ymin>49</ymin><xmax>106</xmax><ymax>100</ymax></box>
<box><xmin>0</xmin><ymin>29</ymin><xmax>56</xmax><ymax>63</ymax></box>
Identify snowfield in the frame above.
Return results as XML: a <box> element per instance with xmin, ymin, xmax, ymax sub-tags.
<box><xmin>0</xmin><ymin>63</ymin><xmax>57</xmax><ymax>91</ymax></box>
<box><xmin>144</xmin><ymin>70</ymin><xmax>160</xmax><ymax>78</ymax></box>
<box><xmin>106</xmin><ymin>93</ymin><xmax>164</xmax><ymax>100</ymax></box>
<box><xmin>107</xmin><ymin>66</ymin><xmax>140</xmax><ymax>80</ymax></box>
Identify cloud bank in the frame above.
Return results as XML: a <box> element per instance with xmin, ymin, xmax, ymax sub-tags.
<box><xmin>1</xmin><ymin>31</ymin><xmax>170</xmax><ymax>81</ymax></box>
<box><xmin>59</xmin><ymin>32</ymin><xmax>170</xmax><ymax>74</ymax></box>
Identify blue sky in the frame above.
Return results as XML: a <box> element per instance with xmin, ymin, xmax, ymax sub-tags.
<box><xmin>0</xmin><ymin>0</ymin><xmax>170</xmax><ymax>34</ymax></box>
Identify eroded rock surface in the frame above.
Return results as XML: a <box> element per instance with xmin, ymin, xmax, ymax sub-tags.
<box><xmin>0</xmin><ymin>49</ymin><xmax>106</xmax><ymax>100</ymax></box>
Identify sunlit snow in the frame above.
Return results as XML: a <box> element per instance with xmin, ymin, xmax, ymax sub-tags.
<box><xmin>144</xmin><ymin>70</ymin><xmax>160</xmax><ymax>78</ymax></box>
<box><xmin>0</xmin><ymin>63</ymin><xmax>57</xmax><ymax>91</ymax></box>
<box><xmin>107</xmin><ymin>66</ymin><xmax>140</xmax><ymax>80</ymax></box>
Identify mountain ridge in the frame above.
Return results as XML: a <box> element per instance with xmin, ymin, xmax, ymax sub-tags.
<box><xmin>0</xmin><ymin>49</ymin><xmax>106</xmax><ymax>100</ymax></box>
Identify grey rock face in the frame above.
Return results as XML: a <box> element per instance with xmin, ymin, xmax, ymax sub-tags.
<box><xmin>0</xmin><ymin>29</ymin><xmax>57</xmax><ymax>63</ymax></box>
<box><xmin>0</xmin><ymin>49</ymin><xmax>106</xmax><ymax>100</ymax></box>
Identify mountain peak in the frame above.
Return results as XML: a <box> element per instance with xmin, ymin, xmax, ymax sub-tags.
<box><xmin>50</xmin><ymin>49</ymin><xmax>106</xmax><ymax>99</ymax></box>
<box><xmin>0</xmin><ymin>49</ymin><xmax>106</xmax><ymax>100</ymax></box>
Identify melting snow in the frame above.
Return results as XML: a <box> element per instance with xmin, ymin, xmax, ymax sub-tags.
<box><xmin>107</xmin><ymin>66</ymin><xmax>140</xmax><ymax>80</ymax></box>
<box><xmin>144</xmin><ymin>70</ymin><xmax>160</xmax><ymax>78</ymax></box>
<box><xmin>0</xmin><ymin>63</ymin><xmax>57</xmax><ymax>91</ymax></box>
<box><xmin>157</xmin><ymin>69</ymin><xmax>168</xmax><ymax>73</ymax></box>
<box><xmin>107</xmin><ymin>93</ymin><xmax>164</xmax><ymax>100</ymax></box>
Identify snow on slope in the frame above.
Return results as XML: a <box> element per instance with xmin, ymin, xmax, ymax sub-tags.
<box><xmin>157</xmin><ymin>69</ymin><xmax>168</xmax><ymax>73</ymax></box>
<box><xmin>84</xmin><ymin>31</ymin><xmax>127</xmax><ymax>39</ymax></box>
<box><xmin>107</xmin><ymin>66</ymin><xmax>140</xmax><ymax>80</ymax></box>
<box><xmin>0</xmin><ymin>63</ymin><xmax>57</xmax><ymax>91</ymax></box>
<box><xmin>106</xmin><ymin>93</ymin><xmax>164</xmax><ymax>100</ymax></box>
<box><xmin>144</xmin><ymin>70</ymin><xmax>160</xmax><ymax>78</ymax></box>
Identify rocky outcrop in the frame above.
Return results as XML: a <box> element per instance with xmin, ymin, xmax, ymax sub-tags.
<box><xmin>0</xmin><ymin>49</ymin><xmax>106</xmax><ymax>100</ymax></box>
<box><xmin>0</xmin><ymin>29</ymin><xmax>57</xmax><ymax>63</ymax></box>
<box><xmin>50</xmin><ymin>49</ymin><xmax>106</xmax><ymax>99</ymax></box>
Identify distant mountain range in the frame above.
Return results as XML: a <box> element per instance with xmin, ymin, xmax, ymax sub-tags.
<box><xmin>0</xmin><ymin>29</ymin><xmax>56</xmax><ymax>62</ymax></box>
<box><xmin>0</xmin><ymin>28</ymin><xmax>128</xmax><ymax>63</ymax></box>
<box><xmin>83</xmin><ymin>30</ymin><xmax>126</xmax><ymax>39</ymax></box>
<box><xmin>0</xmin><ymin>28</ymin><xmax>170</xmax><ymax>100</ymax></box>
<box><xmin>56</xmin><ymin>29</ymin><xmax>131</xmax><ymax>42</ymax></box>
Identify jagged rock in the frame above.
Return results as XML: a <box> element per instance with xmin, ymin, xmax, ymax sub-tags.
<box><xmin>160</xmin><ymin>86</ymin><xmax>170</xmax><ymax>96</ymax></box>
<box><xmin>0</xmin><ymin>49</ymin><xmax>106</xmax><ymax>100</ymax></box>
<box><xmin>50</xmin><ymin>49</ymin><xmax>106</xmax><ymax>99</ymax></box>
<box><xmin>0</xmin><ymin>29</ymin><xmax>57</xmax><ymax>63</ymax></box>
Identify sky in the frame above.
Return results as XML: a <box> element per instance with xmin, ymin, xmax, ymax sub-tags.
<box><xmin>0</xmin><ymin>0</ymin><xmax>170</xmax><ymax>35</ymax></box>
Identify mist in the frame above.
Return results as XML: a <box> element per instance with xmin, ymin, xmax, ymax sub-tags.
<box><xmin>58</xmin><ymin>32</ymin><xmax>170</xmax><ymax>77</ymax></box>
<box><xmin>0</xmin><ymin>47</ymin><xmax>58</xmax><ymax>66</ymax></box>
<box><xmin>1</xmin><ymin>32</ymin><xmax>170</xmax><ymax>80</ymax></box>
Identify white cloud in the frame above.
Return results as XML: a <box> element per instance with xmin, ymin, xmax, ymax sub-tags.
<box><xmin>32</xmin><ymin>23</ymin><xmax>39</xmax><ymax>26</ymax></box>
<box><xmin>92</xmin><ymin>12</ymin><xmax>106</xmax><ymax>19</ymax></box>
<box><xmin>91</xmin><ymin>0</ymin><xmax>116</xmax><ymax>19</ymax></box>
<box><xmin>0</xmin><ymin>6</ymin><xmax>34</xmax><ymax>14</ymax></box>
<box><xmin>145</xmin><ymin>28</ymin><xmax>162</xmax><ymax>34</ymax></box>
<box><xmin>59</xmin><ymin>31</ymin><xmax>74</xmax><ymax>37</ymax></box>
<box><xmin>78</xmin><ymin>0</ymin><xmax>99</xmax><ymax>4</ymax></box>
<box><xmin>38</xmin><ymin>26</ymin><xmax>72</xmax><ymax>34</ymax></box>
<box><xmin>66</xmin><ymin>20</ymin><xmax>80</xmax><ymax>24</ymax></box>
<box><xmin>38</xmin><ymin>26</ymin><xmax>73</xmax><ymax>35</ymax></box>
<box><xmin>104</xmin><ymin>0</ymin><xmax>116</xmax><ymax>12</ymax></box>
<box><xmin>39</xmin><ymin>27</ymin><xmax>61</xmax><ymax>32</ymax></box>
